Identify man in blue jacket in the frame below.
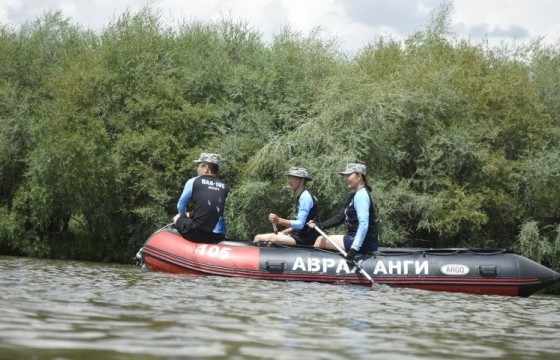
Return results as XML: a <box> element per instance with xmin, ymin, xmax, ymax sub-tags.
<box><xmin>173</xmin><ymin>153</ymin><xmax>229</xmax><ymax>243</ymax></box>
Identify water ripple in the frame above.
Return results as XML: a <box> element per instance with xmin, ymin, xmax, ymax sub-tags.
<box><xmin>1</xmin><ymin>255</ymin><xmax>559</xmax><ymax>359</ymax></box>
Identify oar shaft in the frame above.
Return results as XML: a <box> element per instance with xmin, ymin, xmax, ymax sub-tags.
<box><xmin>315</xmin><ymin>226</ymin><xmax>375</xmax><ymax>285</ymax></box>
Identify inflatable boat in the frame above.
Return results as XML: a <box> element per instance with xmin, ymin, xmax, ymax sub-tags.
<box><xmin>139</xmin><ymin>226</ymin><xmax>560</xmax><ymax>297</ymax></box>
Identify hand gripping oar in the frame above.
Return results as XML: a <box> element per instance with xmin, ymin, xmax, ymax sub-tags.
<box><xmin>269</xmin><ymin>213</ymin><xmax>278</xmax><ymax>234</ymax></box>
<box><xmin>314</xmin><ymin>226</ymin><xmax>375</xmax><ymax>286</ymax></box>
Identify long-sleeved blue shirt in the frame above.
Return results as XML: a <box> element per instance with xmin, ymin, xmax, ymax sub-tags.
<box><xmin>177</xmin><ymin>175</ymin><xmax>229</xmax><ymax>234</ymax></box>
<box><xmin>348</xmin><ymin>187</ymin><xmax>371</xmax><ymax>251</ymax></box>
<box><xmin>290</xmin><ymin>190</ymin><xmax>315</xmax><ymax>230</ymax></box>
<box><xmin>320</xmin><ymin>187</ymin><xmax>377</xmax><ymax>252</ymax></box>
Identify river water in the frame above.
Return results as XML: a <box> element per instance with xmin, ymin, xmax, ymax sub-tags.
<box><xmin>1</xmin><ymin>255</ymin><xmax>559</xmax><ymax>360</ymax></box>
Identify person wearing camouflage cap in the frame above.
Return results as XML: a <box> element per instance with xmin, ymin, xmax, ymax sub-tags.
<box><xmin>173</xmin><ymin>152</ymin><xmax>229</xmax><ymax>243</ymax></box>
<box><xmin>309</xmin><ymin>162</ymin><xmax>379</xmax><ymax>263</ymax></box>
<box><xmin>284</xmin><ymin>167</ymin><xmax>313</xmax><ymax>181</ymax></box>
<box><xmin>193</xmin><ymin>152</ymin><xmax>221</xmax><ymax>165</ymax></box>
<box><xmin>253</xmin><ymin>166</ymin><xmax>320</xmax><ymax>246</ymax></box>
<box><xmin>339</xmin><ymin>163</ymin><xmax>367</xmax><ymax>176</ymax></box>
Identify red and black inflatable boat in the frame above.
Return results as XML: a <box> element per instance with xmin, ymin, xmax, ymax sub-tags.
<box><xmin>139</xmin><ymin>225</ymin><xmax>560</xmax><ymax>297</ymax></box>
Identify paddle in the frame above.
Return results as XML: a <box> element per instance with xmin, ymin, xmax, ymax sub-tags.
<box><xmin>314</xmin><ymin>226</ymin><xmax>375</xmax><ymax>286</ymax></box>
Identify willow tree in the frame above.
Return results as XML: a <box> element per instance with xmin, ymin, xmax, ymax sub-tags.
<box><xmin>228</xmin><ymin>1</ymin><xmax>560</xmax><ymax>258</ymax></box>
<box><xmin>1</xmin><ymin>4</ymin><xmax>559</xmax><ymax>267</ymax></box>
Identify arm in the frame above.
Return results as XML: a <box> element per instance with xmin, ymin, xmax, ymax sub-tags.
<box><xmin>350</xmin><ymin>189</ymin><xmax>371</xmax><ymax>251</ymax></box>
<box><xmin>318</xmin><ymin>193</ymin><xmax>353</xmax><ymax>229</ymax></box>
<box><xmin>281</xmin><ymin>227</ymin><xmax>293</xmax><ymax>234</ymax></box>
<box><xmin>319</xmin><ymin>210</ymin><xmax>345</xmax><ymax>229</ymax></box>
<box><xmin>290</xmin><ymin>191</ymin><xmax>313</xmax><ymax>230</ymax></box>
<box><xmin>177</xmin><ymin>178</ymin><xmax>195</xmax><ymax>216</ymax></box>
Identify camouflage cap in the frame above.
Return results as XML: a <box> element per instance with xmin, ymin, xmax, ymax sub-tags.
<box><xmin>193</xmin><ymin>152</ymin><xmax>221</xmax><ymax>165</ymax></box>
<box><xmin>285</xmin><ymin>167</ymin><xmax>312</xmax><ymax>181</ymax></box>
<box><xmin>340</xmin><ymin>163</ymin><xmax>367</xmax><ymax>175</ymax></box>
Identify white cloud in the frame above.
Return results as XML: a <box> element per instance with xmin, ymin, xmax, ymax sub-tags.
<box><xmin>1</xmin><ymin>0</ymin><xmax>559</xmax><ymax>52</ymax></box>
<box><xmin>452</xmin><ymin>0</ymin><xmax>560</xmax><ymax>44</ymax></box>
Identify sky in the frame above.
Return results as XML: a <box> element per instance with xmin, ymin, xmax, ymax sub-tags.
<box><xmin>1</xmin><ymin>0</ymin><xmax>560</xmax><ymax>53</ymax></box>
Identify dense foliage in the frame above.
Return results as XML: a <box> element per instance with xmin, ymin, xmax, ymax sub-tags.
<box><xmin>0</xmin><ymin>4</ymin><xmax>559</xmax><ymax>268</ymax></box>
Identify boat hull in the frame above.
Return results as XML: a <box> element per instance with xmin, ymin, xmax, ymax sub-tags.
<box><xmin>141</xmin><ymin>227</ymin><xmax>560</xmax><ymax>297</ymax></box>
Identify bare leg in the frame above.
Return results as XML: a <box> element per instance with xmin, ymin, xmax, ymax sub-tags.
<box><xmin>314</xmin><ymin>235</ymin><xmax>345</xmax><ymax>250</ymax></box>
<box><xmin>253</xmin><ymin>233</ymin><xmax>272</xmax><ymax>242</ymax></box>
<box><xmin>254</xmin><ymin>232</ymin><xmax>297</xmax><ymax>245</ymax></box>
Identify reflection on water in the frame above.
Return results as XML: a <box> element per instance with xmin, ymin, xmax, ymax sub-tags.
<box><xmin>1</xmin><ymin>255</ymin><xmax>559</xmax><ymax>359</ymax></box>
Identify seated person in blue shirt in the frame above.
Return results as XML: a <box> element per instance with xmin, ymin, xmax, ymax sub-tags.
<box><xmin>173</xmin><ymin>152</ymin><xmax>229</xmax><ymax>244</ymax></box>
<box><xmin>309</xmin><ymin>163</ymin><xmax>378</xmax><ymax>264</ymax></box>
<box><xmin>253</xmin><ymin>167</ymin><xmax>319</xmax><ymax>246</ymax></box>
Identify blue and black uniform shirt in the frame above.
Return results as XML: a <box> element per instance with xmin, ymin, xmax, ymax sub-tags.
<box><xmin>344</xmin><ymin>187</ymin><xmax>377</xmax><ymax>251</ymax></box>
<box><xmin>177</xmin><ymin>175</ymin><xmax>229</xmax><ymax>234</ymax></box>
<box><xmin>320</xmin><ymin>188</ymin><xmax>378</xmax><ymax>252</ymax></box>
<box><xmin>289</xmin><ymin>189</ymin><xmax>319</xmax><ymax>245</ymax></box>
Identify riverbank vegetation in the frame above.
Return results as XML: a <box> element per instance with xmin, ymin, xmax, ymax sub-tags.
<box><xmin>1</xmin><ymin>3</ymin><xmax>559</xmax><ymax>269</ymax></box>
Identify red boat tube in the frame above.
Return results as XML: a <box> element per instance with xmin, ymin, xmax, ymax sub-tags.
<box><xmin>140</xmin><ymin>226</ymin><xmax>560</xmax><ymax>297</ymax></box>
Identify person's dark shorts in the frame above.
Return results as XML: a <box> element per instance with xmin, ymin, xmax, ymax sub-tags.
<box><xmin>291</xmin><ymin>230</ymin><xmax>319</xmax><ymax>246</ymax></box>
<box><xmin>175</xmin><ymin>216</ymin><xmax>224</xmax><ymax>244</ymax></box>
<box><xmin>343</xmin><ymin>234</ymin><xmax>378</xmax><ymax>253</ymax></box>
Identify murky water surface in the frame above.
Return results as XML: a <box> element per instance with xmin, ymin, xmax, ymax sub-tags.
<box><xmin>1</xmin><ymin>255</ymin><xmax>559</xmax><ymax>359</ymax></box>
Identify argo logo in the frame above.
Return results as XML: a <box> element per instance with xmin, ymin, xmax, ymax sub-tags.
<box><xmin>440</xmin><ymin>264</ymin><xmax>470</xmax><ymax>276</ymax></box>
